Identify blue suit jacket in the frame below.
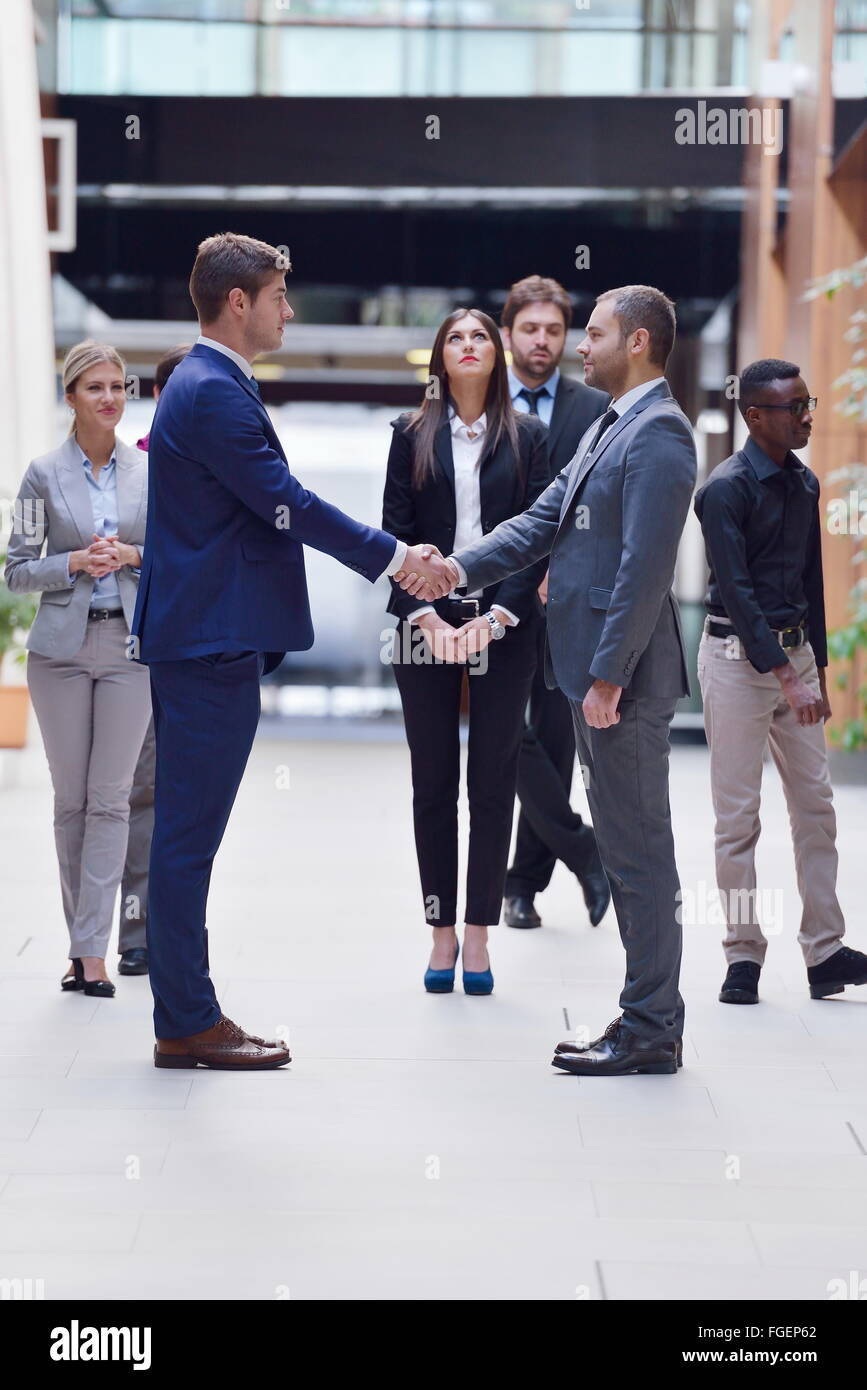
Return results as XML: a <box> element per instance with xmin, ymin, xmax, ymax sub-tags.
<box><xmin>132</xmin><ymin>343</ymin><xmax>396</xmax><ymax>674</ymax></box>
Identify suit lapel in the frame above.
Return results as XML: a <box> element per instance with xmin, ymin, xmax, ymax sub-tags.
<box><xmin>559</xmin><ymin>382</ymin><xmax>672</xmax><ymax>520</ymax></box>
<box><xmin>191</xmin><ymin>342</ymin><xmax>265</xmax><ymax>413</ymax></box>
<box><xmin>560</xmin><ymin>410</ymin><xmax>631</xmax><ymax>516</ymax></box>
<box><xmin>115</xmin><ymin>440</ymin><xmax>146</xmax><ymax>539</ymax></box>
<box><xmin>479</xmin><ymin>429</ymin><xmax>511</xmax><ymax>515</ymax></box>
<box><xmin>434</xmin><ymin>419</ymin><xmax>455</xmax><ymax>493</ymax></box>
<box><xmin>55</xmin><ymin>436</ymin><xmax>96</xmax><ymax>548</ymax></box>
<box><xmin>233</xmin><ymin>371</ymin><xmax>266</xmax><ymax>411</ymax></box>
<box><xmin>546</xmin><ymin>377</ymin><xmax>576</xmax><ymax>461</ymax></box>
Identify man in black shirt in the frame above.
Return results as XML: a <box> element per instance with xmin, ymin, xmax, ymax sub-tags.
<box><xmin>694</xmin><ymin>358</ymin><xmax>866</xmax><ymax>1005</ymax></box>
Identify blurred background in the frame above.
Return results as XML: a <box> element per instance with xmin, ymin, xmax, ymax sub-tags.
<box><xmin>1</xmin><ymin>0</ymin><xmax>865</xmax><ymax>749</ymax></box>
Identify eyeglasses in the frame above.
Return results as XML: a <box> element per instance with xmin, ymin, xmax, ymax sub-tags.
<box><xmin>754</xmin><ymin>397</ymin><xmax>817</xmax><ymax>418</ymax></box>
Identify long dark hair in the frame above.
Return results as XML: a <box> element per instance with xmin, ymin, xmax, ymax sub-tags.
<box><xmin>406</xmin><ymin>308</ymin><xmax>520</xmax><ymax>490</ymax></box>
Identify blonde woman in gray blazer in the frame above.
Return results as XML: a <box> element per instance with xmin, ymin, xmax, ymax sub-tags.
<box><xmin>4</xmin><ymin>341</ymin><xmax>152</xmax><ymax>997</ymax></box>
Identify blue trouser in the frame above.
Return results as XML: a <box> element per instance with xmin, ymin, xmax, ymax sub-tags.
<box><xmin>146</xmin><ymin>650</ymin><xmax>264</xmax><ymax>1039</ymax></box>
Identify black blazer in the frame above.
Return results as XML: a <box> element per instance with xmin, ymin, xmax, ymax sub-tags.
<box><xmin>382</xmin><ymin>411</ymin><xmax>550</xmax><ymax>623</ymax></box>
<box><xmin>545</xmin><ymin>374</ymin><xmax>610</xmax><ymax>478</ymax></box>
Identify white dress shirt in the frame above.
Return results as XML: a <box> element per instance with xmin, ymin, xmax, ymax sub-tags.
<box><xmin>410</xmin><ymin>407</ymin><xmax>517</xmax><ymax>625</ymax></box>
<box><xmin>196</xmin><ymin>334</ymin><xmax>255</xmax><ymax>379</ymax></box>
<box><xmin>448</xmin><ymin>376</ymin><xmax>666</xmax><ymax>589</ymax></box>
<box><xmin>196</xmin><ymin>335</ymin><xmax>407</xmax><ymax>576</ymax></box>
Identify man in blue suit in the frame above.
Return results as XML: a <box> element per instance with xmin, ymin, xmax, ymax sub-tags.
<box><xmin>132</xmin><ymin>232</ymin><xmax>442</xmax><ymax>1070</ymax></box>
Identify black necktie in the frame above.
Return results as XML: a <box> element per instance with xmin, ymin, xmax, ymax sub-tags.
<box><xmin>518</xmin><ymin>387</ymin><xmax>546</xmax><ymax>416</ymax></box>
<box><xmin>584</xmin><ymin>407</ymin><xmax>618</xmax><ymax>459</ymax></box>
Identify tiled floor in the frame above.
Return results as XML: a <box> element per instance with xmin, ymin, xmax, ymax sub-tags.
<box><xmin>0</xmin><ymin>727</ymin><xmax>865</xmax><ymax>1301</ymax></box>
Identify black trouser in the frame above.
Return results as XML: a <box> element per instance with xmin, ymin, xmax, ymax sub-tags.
<box><xmin>570</xmin><ymin>695</ymin><xmax>685</xmax><ymax>1045</ymax></box>
<box><xmin>392</xmin><ymin>613</ymin><xmax>539</xmax><ymax>927</ymax></box>
<box><xmin>505</xmin><ymin>618</ymin><xmax>592</xmax><ymax>899</ymax></box>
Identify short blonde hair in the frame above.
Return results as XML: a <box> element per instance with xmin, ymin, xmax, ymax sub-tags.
<box><xmin>62</xmin><ymin>340</ymin><xmax>126</xmax><ymax>434</ymax></box>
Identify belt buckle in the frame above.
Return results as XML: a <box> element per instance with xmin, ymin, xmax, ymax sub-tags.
<box><xmin>779</xmin><ymin>625</ymin><xmax>801</xmax><ymax>648</ymax></box>
<box><xmin>466</xmin><ymin>599</ymin><xmax>480</xmax><ymax>617</ymax></box>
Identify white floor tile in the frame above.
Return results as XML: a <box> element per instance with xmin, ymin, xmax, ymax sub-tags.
<box><xmin>0</xmin><ymin>733</ymin><xmax>863</xmax><ymax>1299</ymax></box>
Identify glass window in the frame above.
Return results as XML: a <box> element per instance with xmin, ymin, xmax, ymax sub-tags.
<box><xmin>454</xmin><ymin>31</ymin><xmax>538</xmax><ymax>96</ymax></box>
<box><xmin>62</xmin><ymin>1</ymin><xmax>758</xmax><ymax>95</ymax></box>
<box><xmin>559</xmin><ymin>32</ymin><xmax>642</xmax><ymax>94</ymax></box>
<box><xmin>276</xmin><ymin>26</ymin><xmax>405</xmax><ymax>96</ymax></box>
<box><xmin>69</xmin><ymin>19</ymin><xmax>257</xmax><ymax>95</ymax></box>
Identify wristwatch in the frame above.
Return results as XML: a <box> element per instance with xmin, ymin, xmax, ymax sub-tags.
<box><xmin>483</xmin><ymin>610</ymin><xmax>506</xmax><ymax>641</ymax></box>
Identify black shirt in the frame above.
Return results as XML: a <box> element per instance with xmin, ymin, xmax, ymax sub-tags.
<box><xmin>693</xmin><ymin>437</ymin><xmax>827</xmax><ymax>672</ymax></box>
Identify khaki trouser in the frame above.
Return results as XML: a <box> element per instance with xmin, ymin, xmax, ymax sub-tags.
<box><xmin>697</xmin><ymin>631</ymin><xmax>845</xmax><ymax>969</ymax></box>
<box><xmin>27</xmin><ymin>616</ymin><xmax>153</xmax><ymax>959</ymax></box>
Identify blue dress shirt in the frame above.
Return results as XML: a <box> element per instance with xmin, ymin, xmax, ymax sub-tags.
<box><xmin>508</xmin><ymin>365</ymin><xmax>560</xmax><ymax>427</ymax></box>
<box><xmin>71</xmin><ymin>443</ymin><xmax>124</xmax><ymax>611</ymax></box>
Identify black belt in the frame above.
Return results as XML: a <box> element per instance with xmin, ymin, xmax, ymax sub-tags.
<box><xmin>705</xmin><ymin>618</ymin><xmax>808</xmax><ymax>649</ymax></box>
<box><xmin>403</xmin><ymin>598</ymin><xmax>480</xmax><ymax>627</ymax></box>
<box><xmin>88</xmin><ymin>608</ymin><xmax>124</xmax><ymax>622</ymax></box>
<box><xmin>437</xmin><ymin>597</ymin><xmax>480</xmax><ymax>622</ymax></box>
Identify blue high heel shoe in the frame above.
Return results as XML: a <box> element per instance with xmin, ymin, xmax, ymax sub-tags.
<box><xmin>424</xmin><ymin>942</ymin><xmax>460</xmax><ymax>994</ymax></box>
<box><xmin>463</xmin><ymin>952</ymin><xmax>494</xmax><ymax>996</ymax></box>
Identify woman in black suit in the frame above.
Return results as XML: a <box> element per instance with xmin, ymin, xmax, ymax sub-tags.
<box><xmin>382</xmin><ymin>308</ymin><xmax>550</xmax><ymax>995</ymax></box>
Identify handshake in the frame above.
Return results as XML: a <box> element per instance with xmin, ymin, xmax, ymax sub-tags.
<box><xmin>394</xmin><ymin>544</ymin><xmax>510</xmax><ymax>664</ymax></box>
<box><xmin>394</xmin><ymin>544</ymin><xmax>460</xmax><ymax>602</ymax></box>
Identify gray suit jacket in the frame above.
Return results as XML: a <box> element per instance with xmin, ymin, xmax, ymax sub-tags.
<box><xmin>4</xmin><ymin>436</ymin><xmax>147</xmax><ymax>659</ymax></box>
<box><xmin>454</xmin><ymin>381</ymin><xmax>697</xmax><ymax>702</ymax></box>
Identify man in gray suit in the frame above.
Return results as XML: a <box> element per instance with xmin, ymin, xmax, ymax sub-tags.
<box><xmin>395</xmin><ymin>285</ymin><xmax>697</xmax><ymax>1076</ymax></box>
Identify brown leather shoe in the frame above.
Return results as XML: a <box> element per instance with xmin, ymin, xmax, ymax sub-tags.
<box><xmin>154</xmin><ymin>1015</ymin><xmax>290</xmax><ymax>1070</ymax></box>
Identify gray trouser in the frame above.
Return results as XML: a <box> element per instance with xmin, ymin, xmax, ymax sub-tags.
<box><xmin>118</xmin><ymin>717</ymin><xmax>155</xmax><ymax>952</ymax></box>
<box><xmin>570</xmin><ymin>694</ymin><xmax>684</xmax><ymax>1045</ymax></box>
<box><xmin>27</xmin><ymin>616</ymin><xmax>153</xmax><ymax>959</ymax></box>
<box><xmin>698</xmin><ymin>633</ymin><xmax>845</xmax><ymax>968</ymax></box>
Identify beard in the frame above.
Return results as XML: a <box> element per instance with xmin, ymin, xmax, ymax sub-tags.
<box><xmin>585</xmin><ymin>355</ymin><xmax>627</xmax><ymax>397</ymax></box>
<box><xmin>512</xmin><ymin>349</ymin><xmax>558</xmax><ymax>382</ymax></box>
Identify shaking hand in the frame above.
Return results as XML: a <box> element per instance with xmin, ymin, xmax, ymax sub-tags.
<box><xmin>394</xmin><ymin>544</ymin><xmax>459</xmax><ymax>602</ymax></box>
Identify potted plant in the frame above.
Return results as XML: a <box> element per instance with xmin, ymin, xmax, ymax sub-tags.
<box><xmin>0</xmin><ymin>556</ymin><xmax>38</xmax><ymax>748</ymax></box>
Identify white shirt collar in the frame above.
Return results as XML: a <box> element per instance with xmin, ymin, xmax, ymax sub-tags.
<box><xmin>196</xmin><ymin>334</ymin><xmax>254</xmax><ymax>380</ymax></box>
<box><xmin>611</xmin><ymin>376</ymin><xmax>666</xmax><ymax>418</ymax></box>
<box><xmin>448</xmin><ymin>405</ymin><xmax>486</xmax><ymax>437</ymax></box>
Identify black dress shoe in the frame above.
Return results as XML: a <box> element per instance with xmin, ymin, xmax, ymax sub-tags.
<box><xmin>84</xmin><ymin>978</ymin><xmax>116</xmax><ymax>998</ymax></box>
<box><xmin>552</xmin><ymin>1032</ymin><xmax>677</xmax><ymax>1076</ymax></box>
<box><xmin>555</xmin><ymin>1017</ymin><xmax>683</xmax><ymax>1068</ymax></box>
<box><xmin>808</xmin><ymin>946</ymin><xmax>867</xmax><ymax>999</ymax></box>
<box><xmin>118</xmin><ymin>948</ymin><xmax>149</xmax><ymax>976</ymax></box>
<box><xmin>577</xmin><ymin>867</ymin><xmax>610</xmax><ymax>927</ymax></box>
<box><xmin>574</xmin><ymin>830</ymin><xmax>610</xmax><ymax>926</ymax></box>
<box><xmin>61</xmin><ymin>958</ymin><xmax>115</xmax><ymax>998</ymax></box>
<box><xmin>719</xmin><ymin>960</ymin><xmax>760</xmax><ymax>1004</ymax></box>
<box><xmin>60</xmin><ymin>960</ymin><xmax>84</xmax><ymax>992</ymax></box>
<box><xmin>504</xmin><ymin>896</ymin><xmax>542</xmax><ymax>930</ymax></box>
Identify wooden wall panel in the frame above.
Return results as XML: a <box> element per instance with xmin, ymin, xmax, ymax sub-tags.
<box><xmin>739</xmin><ymin>0</ymin><xmax>867</xmax><ymax>736</ymax></box>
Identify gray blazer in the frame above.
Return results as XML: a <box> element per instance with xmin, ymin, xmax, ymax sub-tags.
<box><xmin>4</xmin><ymin>436</ymin><xmax>148</xmax><ymax>659</ymax></box>
<box><xmin>454</xmin><ymin>381</ymin><xmax>697</xmax><ymax>702</ymax></box>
